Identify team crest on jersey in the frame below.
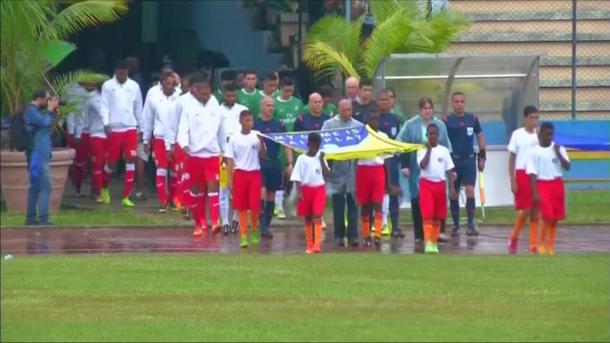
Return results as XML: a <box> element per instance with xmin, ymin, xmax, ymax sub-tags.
<box><xmin>252</xmin><ymin>144</ymin><xmax>258</xmax><ymax>150</ymax></box>
<box><xmin>552</xmin><ymin>158</ymin><xmax>558</xmax><ymax>164</ymax></box>
<box><xmin>438</xmin><ymin>157</ymin><xmax>444</xmax><ymax>162</ymax></box>
<box><xmin>315</xmin><ymin>168</ymin><xmax>321</xmax><ymax>174</ymax></box>
<box><xmin>467</xmin><ymin>127</ymin><xmax>474</xmax><ymax>136</ymax></box>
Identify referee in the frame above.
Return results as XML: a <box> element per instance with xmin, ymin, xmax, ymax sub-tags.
<box><xmin>443</xmin><ymin>92</ymin><xmax>486</xmax><ymax>236</ymax></box>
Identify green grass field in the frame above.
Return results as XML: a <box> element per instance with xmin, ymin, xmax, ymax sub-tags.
<box><xmin>2</xmin><ymin>189</ymin><xmax>609</xmax><ymax>227</ymax></box>
<box><xmin>2</xmin><ymin>254</ymin><xmax>608</xmax><ymax>342</ymax></box>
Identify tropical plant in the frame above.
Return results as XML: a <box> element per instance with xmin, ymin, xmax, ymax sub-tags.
<box><xmin>0</xmin><ymin>0</ymin><xmax>128</xmax><ymax>118</ymax></box>
<box><xmin>303</xmin><ymin>0</ymin><xmax>470</xmax><ymax>80</ymax></box>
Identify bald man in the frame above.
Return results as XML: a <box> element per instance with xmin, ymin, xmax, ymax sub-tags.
<box><xmin>293</xmin><ymin>93</ymin><xmax>331</xmax><ymax>132</ymax></box>
<box><xmin>322</xmin><ymin>99</ymin><xmax>363</xmax><ymax>247</ymax></box>
<box><xmin>345</xmin><ymin>77</ymin><xmax>360</xmax><ymax>102</ymax></box>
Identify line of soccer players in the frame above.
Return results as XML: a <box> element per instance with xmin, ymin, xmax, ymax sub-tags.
<box><xmin>65</xmin><ymin>60</ymin><xmax>569</xmax><ymax>254</ymax></box>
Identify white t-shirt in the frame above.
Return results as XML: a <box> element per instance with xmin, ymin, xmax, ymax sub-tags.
<box><xmin>358</xmin><ymin>130</ymin><xmax>390</xmax><ymax>166</ymax></box>
<box><xmin>508</xmin><ymin>127</ymin><xmax>538</xmax><ymax>170</ymax></box>
<box><xmin>417</xmin><ymin>145</ymin><xmax>454</xmax><ymax>182</ymax></box>
<box><xmin>224</xmin><ymin>130</ymin><xmax>261</xmax><ymax>171</ymax></box>
<box><xmin>526</xmin><ymin>143</ymin><xmax>570</xmax><ymax>180</ymax></box>
<box><xmin>291</xmin><ymin>152</ymin><xmax>328</xmax><ymax>187</ymax></box>
<box><xmin>221</xmin><ymin>103</ymin><xmax>248</xmax><ymax>142</ymax></box>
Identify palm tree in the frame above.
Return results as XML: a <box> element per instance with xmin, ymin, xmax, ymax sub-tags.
<box><xmin>1</xmin><ymin>0</ymin><xmax>128</xmax><ymax>118</ymax></box>
<box><xmin>303</xmin><ymin>0</ymin><xmax>469</xmax><ymax>80</ymax></box>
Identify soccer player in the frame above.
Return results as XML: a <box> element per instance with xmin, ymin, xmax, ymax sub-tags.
<box><xmin>507</xmin><ymin>105</ymin><xmax>540</xmax><ymax>254</ymax></box>
<box><xmin>356</xmin><ymin>111</ymin><xmax>390</xmax><ymax>248</ymax></box>
<box><xmin>234</xmin><ymin>70</ymin><xmax>245</xmax><ymax>89</ymax></box>
<box><xmin>273</xmin><ymin>77</ymin><xmax>303</xmax><ymax>218</ymax></box>
<box><xmin>142</xmin><ymin>74</ymin><xmax>180</xmax><ymax>211</ymax></box>
<box><xmin>377</xmin><ymin>89</ymin><xmax>404</xmax><ymax>238</ymax></box>
<box><xmin>291</xmin><ymin>132</ymin><xmax>330</xmax><ymax>253</ymax></box>
<box><xmin>322</xmin><ymin>99</ymin><xmax>363</xmax><ymax>247</ymax></box>
<box><xmin>65</xmin><ymin>82</ymin><xmax>90</xmax><ymax>197</ymax></box>
<box><xmin>176</xmin><ymin>73</ymin><xmax>226</xmax><ymax>236</ymax></box>
<box><xmin>260</xmin><ymin>71</ymin><xmax>280</xmax><ymax>98</ymax></box>
<box><xmin>526</xmin><ymin>122</ymin><xmax>570</xmax><ymax>255</ymax></box>
<box><xmin>254</xmin><ymin>96</ymin><xmax>293</xmax><ymax>239</ymax></box>
<box><xmin>236</xmin><ymin>70</ymin><xmax>262</xmax><ymax>114</ymax></box>
<box><xmin>80</xmin><ymin>77</ymin><xmax>106</xmax><ymax>201</ymax></box>
<box><xmin>100</xmin><ymin>59</ymin><xmax>143</xmax><ymax>207</ymax></box>
<box><xmin>417</xmin><ymin>124</ymin><xmax>457</xmax><ymax>254</ymax></box>
<box><xmin>352</xmin><ymin>78</ymin><xmax>377</xmax><ymax>124</ymax></box>
<box><xmin>213</xmin><ymin>70</ymin><xmax>235</xmax><ymax>104</ymax></box>
<box><xmin>220</xmin><ymin>83</ymin><xmax>248</xmax><ymax>234</ymax></box>
<box><xmin>398</xmin><ymin>97</ymin><xmax>452</xmax><ymax>244</ymax></box>
<box><xmin>225</xmin><ymin>110</ymin><xmax>267</xmax><ymax>248</ymax></box>
<box><xmin>303</xmin><ymin>85</ymin><xmax>337</xmax><ymax>117</ymax></box>
<box><xmin>444</xmin><ymin>91</ymin><xmax>486</xmax><ymax>236</ymax></box>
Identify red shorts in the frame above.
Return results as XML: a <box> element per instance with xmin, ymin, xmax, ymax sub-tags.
<box><xmin>356</xmin><ymin>165</ymin><xmax>385</xmax><ymax>205</ymax></box>
<box><xmin>297</xmin><ymin>185</ymin><xmax>326</xmax><ymax>217</ymax></box>
<box><xmin>419</xmin><ymin>178</ymin><xmax>447</xmax><ymax>220</ymax></box>
<box><xmin>537</xmin><ymin>178</ymin><xmax>565</xmax><ymax>221</ymax></box>
<box><xmin>186</xmin><ymin>155</ymin><xmax>220</xmax><ymax>188</ymax></box>
<box><xmin>106</xmin><ymin>129</ymin><xmax>138</xmax><ymax>163</ymax></box>
<box><xmin>152</xmin><ymin>138</ymin><xmax>168</xmax><ymax>169</ymax></box>
<box><xmin>515</xmin><ymin>169</ymin><xmax>534</xmax><ymax>210</ymax></box>
<box><xmin>232</xmin><ymin>169</ymin><xmax>262</xmax><ymax>211</ymax></box>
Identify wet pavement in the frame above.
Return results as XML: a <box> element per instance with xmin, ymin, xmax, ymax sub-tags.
<box><xmin>1</xmin><ymin>225</ymin><xmax>609</xmax><ymax>255</ymax></box>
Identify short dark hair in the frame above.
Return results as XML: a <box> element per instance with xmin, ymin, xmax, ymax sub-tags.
<box><xmin>244</xmin><ymin>69</ymin><xmax>257</xmax><ymax>77</ymax></box>
<box><xmin>308</xmin><ymin>132</ymin><xmax>322</xmax><ymax>145</ymax></box>
<box><xmin>264</xmin><ymin>71</ymin><xmax>279</xmax><ymax>81</ymax></box>
<box><xmin>221</xmin><ymin>70</ymin><xmax>236</xmax><ymax>82</ymax></box>
<box><xmin>32</xmin><ymin>88</ymin><xmax>49</xmax><ymax>100</ymax></box>
<box><xmin>451</xmin><ymin>91</ymin><xmax>465</xmax><ymax>99</ymax></box>
<box><xmin>223</xmin><ymin>83</ymin><xmax>237</xmax><ymax>92</ymax></box>
<box><xmin>427</xmin><ymin>123</ymin><xmax>439</xmax><ymax>132</ymax></box>
<box><xmin>318</xmin><ymin>85</ymin><xmax>334</xmax><ymax>98</ymax></box>
<box><xmin>239</xmin><ymin>110</ymin><xmax>253</xmax><ymax>119</ymax></box>
<box><xmin>359</xmin><ymin>78</ymin><xmax>373</xmax><ymax>88</ymax></box>
<box><xmin>419</xmin><ymin>97</ymin><xmax>434</xmax><ymax>109</ymax></box>
<box><xmin>523</xmin><ymin>105</ymin><xmax>539</xmax><ymax>117</ymax></box>
<box><xmin>540</xmin><ymin>121</ymin><xmax>554</xmax><ymax>132</ymax></box>
<box><xmin>115</xmin><ymin>58</ymin><xmax>129</xmax><ymax>70</ymax></box>
<box><xmin>280</xmin><ymin>77</ymin><xmax>294</xmax><ymax>87</ymax></box>
<box><xmin>377</xmin><ymin>89</ymin><xmax>392</xmax><ymax>98</ymax></box>
<box><xmin>189</xmin><ymin>72</ymin><xmax>209</xmax><ymax>86</ymax></box>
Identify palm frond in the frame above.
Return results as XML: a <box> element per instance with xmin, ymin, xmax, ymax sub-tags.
<box><xmin>361</xmin><ymin>9</ymin><xmax>414</xmax><ymax>78</ymax></box>
<box><xmin>305</xmin><ymin>16</ymin><xmax>362</xmax><ymax>63</ymax></box>
<box><xmin>398</xmin><ymin>9</ymin><xmax>470</xmax><ymax>53</ymax></box>
<box><xmin>48</xmin><ymin>0</ymin><xmax>128</xmax><ymax>39</ymax></box>
<box><xmin>48</xmin><ymin>70</ymin><xmax>95</xmax><ymax>118</ymax></box>
<box><xmin>303</xmin><ymin>41</ymin><xmax>359</xmax><ymax>80</ymax></box>
<box><xmin>369</xmin><ymin>0</ymin><xmax>400</xmax><ymax>24</ymax></box>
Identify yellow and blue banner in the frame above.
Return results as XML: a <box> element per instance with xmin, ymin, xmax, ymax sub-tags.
<box><xmin>260</xmin><ymin>125</ymin><xmax>421</xmax><ymax>161</ymax></box>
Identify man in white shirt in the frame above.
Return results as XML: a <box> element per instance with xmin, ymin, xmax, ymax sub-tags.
<box><xmin>526</xmin><ymin>122</ymin><xmax>570</xmax><ymax>255</ymax></box>
<box><xmin>177</xmin><ymin>73</ymin><xmax>226</xmax><ymax>236</ymax></box>
<box><xmin>81</xmin><ymin>78</ymin><xmax>108</xmax><ymax>203</ymax></box>
<box><xmin>142</xmin><ymin>74</ymin><xmax>179</xmax><ymax>211</ymax></box>
<box><xmin>100</xmin><ymin>59</ymin><xmax>143</xmax><ymax>207</ymax></box>
<box><xmin>417</xmin><ymin>124</ymin><xmax>457</xmax><ymax>254</ymax></box>
<box><xmin>507</xmin><ymin>105</ymin><xmax>540</xmax><ymax>254</ymax></box>
<box><xmin>65</xmin><ymin>83</ymin><xmax>90</xmax><ymax>197</ymax></box>
<box><xmin>219</xmin><ymin>83</ymin><xmax>248</xmax><ymax>234</ymax></box>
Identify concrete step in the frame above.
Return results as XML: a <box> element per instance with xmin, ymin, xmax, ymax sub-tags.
<box><xmin>456</xmin><ymin>32</ymin><xmax>610</xmax><ymax>43</ymax></box>
<box><xmin>540</xmin><ymin>101</ymin><xmax>610</xmax><ymax>111</ymax></box>
<box><xmin>540</xmin><ymin>79</ymin><xmax>610</xmax><ymax>87</ymax></box>
<box><xmin>467</xmin><ymin>10</ymin><xmax>610</xmax><ymax>21</ymax></box>
<box><xmin>451</xmin><ymin>0</ymin><xmax>609</xmax><ymax>14</ymax></box>
<box><xmin>541</xmin><ymin>56</ymin><xmax>610</xmax><ymax>66</ymax></box>
<box><xmin>540</xmin><ymin>88</ymin><xmax>610</xmax><ymax>102</ymax></box>
<box><xmin>469</xmin><ymin>20</ymin><xmax>610</xmax><ymax>34</ymax></box>
<box><xmin>448</xmin><ymin>42</ymin><xmax>609</xmax><ymax>57</ymax></box>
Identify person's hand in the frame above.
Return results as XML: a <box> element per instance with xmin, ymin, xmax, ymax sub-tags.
<box><xmin>104</xmin><ymin>125</ymin><xmax>112</xmax><ymax>137</ymax></box>
<box><xmin>478</xmin><ymin>158</ymin><xmax>486</xmax><ymax>172</ymax></box>
<box><xmin>511</xmin><ymin>179</ymin><xmax>518</xmax><ymax>194</ymax></box>
<box><xmin>389</xmin><ymin>186</ymin><xmax>402</xmax><ymax>196</ymax></box>
<box><xmin>47</xmin><ymin>97</ymin><xmax>60</xmax><ymax>112</ymax></box>
<box><xmin>401</xmin><ymin>168</ymin><xmax>410</xmax><ymax>178</ymax></box>
<box><xmin>426</xmin><ymin>141</ymin><xmax>433</xmax><ymax>149</ymax></box>
<box><xmin>143</xmin><ymin>143</ymin><xmax>150</xmax><ymax>155</ymax></box>
<box><xmin>286</xmin><ymin>162</ymin><xmax>293</xmax><ymax>176</ymax></box>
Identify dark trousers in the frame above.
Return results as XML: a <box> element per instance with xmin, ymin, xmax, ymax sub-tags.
<box><xmin>411</xmin><ymin>197</ymin><xmax>423</xmax><ymax>240</ymax></box>
<box><xmin>332</xmin><ymin>192</ymin><xmax>359</xmax><ymax>242</ymax></box>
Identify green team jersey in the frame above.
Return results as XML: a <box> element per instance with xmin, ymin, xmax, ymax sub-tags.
<box><xmin>303</xmin><ymin>102</ymin><xmax>337</xmax><ymax>117</ymax></box>
<box><xmin>213</xmin><ymin>89</ymin><xmax>224</xmax><ymax>104</ymax></box>
<box><xmin>273</xmin><ymin>95</ymin><xmax>304</xmax><ymax>130</ymax></box>
<box><xmin>237</xmin><ymin>88</ymin><xmax>263</xmax><ymax>114</ymax></box>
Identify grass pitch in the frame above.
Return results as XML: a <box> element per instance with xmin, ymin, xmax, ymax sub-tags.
<box><xmin>2</xmin><ymin>253</ymin><xmax>608</xmax><ymax>342</ymax></box>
